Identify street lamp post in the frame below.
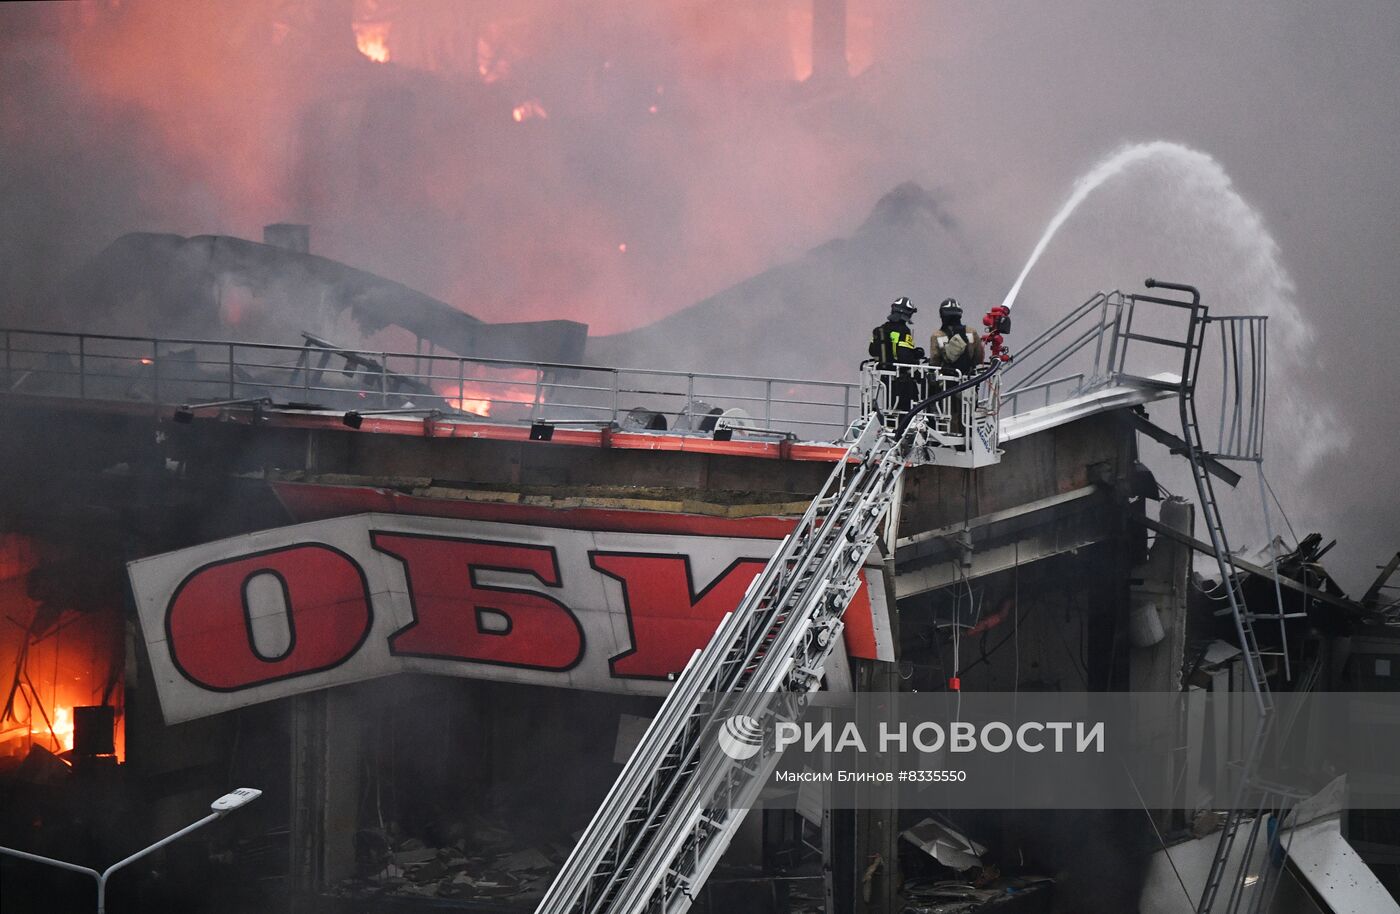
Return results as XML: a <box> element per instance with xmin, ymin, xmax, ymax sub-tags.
<box><xmin>0</xmin><ymin>787</ymin><xmax>262</xmax><ymax>913</ymax></box>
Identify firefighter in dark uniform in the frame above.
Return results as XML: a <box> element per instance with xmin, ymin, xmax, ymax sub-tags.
<box><xmin>869</xmin><ymin>296</ymin><xmax>924</xmax><ymax>412</ymax></box>
<box><xmin>929</xmin><ymin>298</ymin><xmax>984</xmax><ymax>375</ymax></box>
<box><xmin>929</xmin><ymin>298</ymin><xmax>984</xmax><ymax>439</ymax></box>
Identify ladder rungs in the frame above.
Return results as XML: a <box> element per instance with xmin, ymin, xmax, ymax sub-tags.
<box><xmin>1212</xmin><ymin>607</ymin><xmax>1258</xmax><ymax>619</ymax></box>
<box><xmin>538</xmin><ymin>412</ymin><xmax>918</xmax><ymax>914</ymax></box>
<box><xmin>1120</xmin><ymin>330</ymin><xmax>1192</xmax><ymax>348</ymax></box>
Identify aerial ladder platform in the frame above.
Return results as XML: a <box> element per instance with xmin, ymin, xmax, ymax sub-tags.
<box><xmin>539</xmin><ymin>279</ymin><xmax>1284</xmax><ymax>914</ymax></box>
<box><xmin>535</xmin><ymin>359</ymin><xmax>1007</xmax><ymax>914</ymax></box>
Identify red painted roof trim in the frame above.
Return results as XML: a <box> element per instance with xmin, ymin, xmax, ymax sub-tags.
<box><xmin>0</xmin><ymin>394</ymin><xmax>851</xmax><ymax>461</ymax></box>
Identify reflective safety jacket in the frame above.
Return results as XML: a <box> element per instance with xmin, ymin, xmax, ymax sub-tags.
<box><xmin>870</xmin><ymin>319</ymin><xmax>923</xmax><ymax>366</ymax></box>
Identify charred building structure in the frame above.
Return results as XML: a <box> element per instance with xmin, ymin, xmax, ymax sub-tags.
<box><xmin>2</xmin><ymin>263</ymin><xmax>1398</xmax><ymax>914</ymax></box>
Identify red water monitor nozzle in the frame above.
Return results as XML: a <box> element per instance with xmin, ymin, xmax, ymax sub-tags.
<box><xmin>982</xmin><ymin>305</ymin><xmax>1012</xmax><ymax>362</ymax></box>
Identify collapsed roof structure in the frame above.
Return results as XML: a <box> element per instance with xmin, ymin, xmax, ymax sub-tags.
<box><xmin>62</xmin><ymin>229</ymin><xmax>588</xmax><ymax>366</ymax></box>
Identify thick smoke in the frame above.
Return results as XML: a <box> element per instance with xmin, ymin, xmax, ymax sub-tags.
<box><xmin>0</xmin><ymin>0</ymin><xmax>891</xmax><ymax>334</ymax></box>
<box><xmin>1</xmin><ymin>0</ymin><xmax>1396</xmax><ymax>588</ymax></box>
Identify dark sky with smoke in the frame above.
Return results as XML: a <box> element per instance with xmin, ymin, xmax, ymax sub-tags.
<box><xmin>1</xmin><ymin>0</ymin><xmax>1396</xmax><ymax>589</ymax></box>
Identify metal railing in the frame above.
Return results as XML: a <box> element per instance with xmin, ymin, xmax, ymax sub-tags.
<box><xmin>858</xmin><ymin>361</ymin><xmax>1001</xmax><ymax>455</ymax></box>
<box><xmin>1</xmin><ymin>294</ymin><xmax>1258</xmax><ymax>450</ymax></box>
<box><xmin>1001</xmin><ymin>291</ymin><xmax>1124</xmax><ymax>395</ymax></box>
<box><xmin>1000</xmin><ymin>290</ymin><xmax>1267</xmax><ymax>460</ymax></box>
<box><xmin>1000</xmin><ymin>373</ymin><xmax>1085</xmax><ymax>415</ymax></box>
<box><xmin>0</xmin><ymin>329</ymin><xmax>861</xmax><ymax>441</ymax></box>
<box><xmin>1003</xmin><ymin>287</ymin><xmax>1195</xmax><ymax>398</ymax></box>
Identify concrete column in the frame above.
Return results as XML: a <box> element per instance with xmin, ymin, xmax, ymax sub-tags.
<box><xmin>289</xmin><ymin>691</ymin><xmax>327</xmax><ymax>892</ymax></box>
<box><xmin>1128</xmin><ymin>497</ymin><xmax>1192</xmax><ymax>692</ymax></box>
<box><xmin>1127</xmin><ymin>497</ymin><xmax>1193</xmax><ymax>829</ymax></box>
<box><xmin>289</xmin><ymin>687</ymin><xmax>363</xmax><ymax>892</ymax></box>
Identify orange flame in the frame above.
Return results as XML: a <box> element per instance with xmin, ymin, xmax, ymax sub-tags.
<box><xmin>51</xmin><ymin>707</ymin><xmax>74</xmax><ymax>752</ymax></box>
<box><xmin>444</xmin><ymin>396</ymin><xmax>493</xmax><ymax>416</ymax></box>
<box><xmin>27</xmin><ymin>706</ymin><xmax>75</xmax><ymax>754</ymax></box>
<box><xmin>354</xmin><ymin>22</ymin><xmax>392</xmax><ymax>64</ymax></box>
<box><xmin>0</xmin><ymin>536</ymin><xmax>125</xmax><ymax>761</ymax></box>
<box><xmin>439</xmin><ymin>378</ymin><xmax>496</xmax><ymax>416</ymax></box>
<box><xmin>435</xmin><ymin>368</ymin><xmax>540</xmax><ymax>418</ymax></box>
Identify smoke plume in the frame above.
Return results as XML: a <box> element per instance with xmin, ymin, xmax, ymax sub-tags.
<box><xmin>2</xmin><ymin>0</ymin><xmax>1397</xmax><ymax>588</ymax></box>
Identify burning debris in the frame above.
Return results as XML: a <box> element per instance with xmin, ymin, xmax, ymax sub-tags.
<box><xmin>0</xmin><ymin>534</ymin><xmax>125</xmax><ymax>772</ymax></box>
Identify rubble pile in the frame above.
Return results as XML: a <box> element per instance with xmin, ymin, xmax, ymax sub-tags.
<box><xmin>331</xmin><ymin>816</ymin><xmax>568</xmax><ymax>905</ymax></box>
<box><xmin>899</xmin><ymin>818</ymin><xmax>1053</xmax><ymax>913</ymax></box>
<box><xmin>901</xmin><ymin>875</ymin><xmax>1053</xmax><ymax>913</ymax></box>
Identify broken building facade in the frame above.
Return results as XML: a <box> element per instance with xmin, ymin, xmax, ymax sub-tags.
<box><xmin>1</xmin><ymin>288</ymin><xmax>1397</xmax><ymax>913</ymax></box>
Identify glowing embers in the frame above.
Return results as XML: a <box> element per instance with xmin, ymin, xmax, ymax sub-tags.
<box><xmin>511</xmin><ymin>99</ymin><xmax>548</xmax><ymax>123</ymax></box>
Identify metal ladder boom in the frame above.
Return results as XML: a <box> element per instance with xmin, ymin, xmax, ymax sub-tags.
<box><xmin>537</xmin><ymin>364</ymin><xmax>1004</xmax><ymax>914</ymax></box>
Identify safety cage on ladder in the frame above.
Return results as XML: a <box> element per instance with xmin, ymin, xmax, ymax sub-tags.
<box><xmin>859</xmin><ymin>360</ymin><xmax>1002</xmax><ymax>468</ymax></box>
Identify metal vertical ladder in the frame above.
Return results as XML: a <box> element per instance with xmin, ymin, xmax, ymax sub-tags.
<box><xmin>1133</xmin><ymin>281</ymin><xmax>1283</xmax><ymax>914</ymax></box>
<box><xmin>536</xmin><ymin>365</ymin><xmax>1003</xmax><ymax>914</ymax></box>
<box><xmin>1167</xmin><ymin>293</ymin><xmax>1273</xmax><ymax>717</ymax></box>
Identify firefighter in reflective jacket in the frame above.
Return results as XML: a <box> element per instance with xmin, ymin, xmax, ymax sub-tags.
<box><xmin>869</xmin><ymin>296</ymin><xmax>924</xmax><ymax>411</ymax></box>
<box><xmin>929</xmin><ymin>298</ymin><xmax>984</xmax><ymax>375</ymax></box>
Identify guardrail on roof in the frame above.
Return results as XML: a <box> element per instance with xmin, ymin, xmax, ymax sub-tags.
<box><xmin>3</xmin><ymin>289</ymin><xmax>1259</xmax><ymax>451</ymax></box>
<box><xmin>0</xmin><ymin>329</ymin><xmax>862</xmax><ymax>441</ymax></box>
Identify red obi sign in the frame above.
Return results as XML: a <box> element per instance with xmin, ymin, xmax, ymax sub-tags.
<box><xmin>128</xmin><ymin>510</ymin><xmax>893</xmax><ymax>723</ymax></box>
